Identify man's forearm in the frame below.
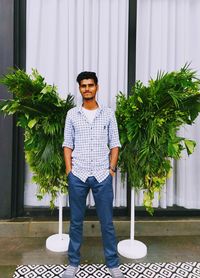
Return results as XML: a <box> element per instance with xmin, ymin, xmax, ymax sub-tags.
<box><xmin>109</xmin><ymin>147</ymin><xmax>119</xmax><ymax>169</ymax></box>
<box><xmin>64</xmin><ymin>147</ymin><xmax>72</xmax><ymax>175</ymax></box>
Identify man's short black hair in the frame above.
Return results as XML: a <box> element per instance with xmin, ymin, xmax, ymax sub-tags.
<box><xmin>76</xmin><ymin>71</ymin><xmax>98</xmax><ymax>85</ymax></box>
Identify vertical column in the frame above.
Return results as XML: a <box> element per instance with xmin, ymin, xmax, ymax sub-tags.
<box><xmin>127</xmin><ymin>0</ymin><xmax>137</xmax><ymax>215</ymax></box>
<box><xmin>0</xmin><ymin>0</ymin><xmax>26</xmax><ymax>218</ymax></box>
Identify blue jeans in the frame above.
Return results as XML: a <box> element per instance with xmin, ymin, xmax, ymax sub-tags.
<box><xmin>67</xmin><ymin>172</ymin><xmax>119</xmax><ymax>268</ymax></box>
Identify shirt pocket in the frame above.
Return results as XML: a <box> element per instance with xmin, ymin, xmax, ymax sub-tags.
<box><xmin>98</xmin><ymin>124</ymin><xmax>109</xmax><ymax>142</ymax></box>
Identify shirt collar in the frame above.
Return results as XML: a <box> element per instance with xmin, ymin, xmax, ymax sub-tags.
<box><xmin>77</xmin><ymin>102</ymin><xmax>103</xmax><ymax>113</ymax></box>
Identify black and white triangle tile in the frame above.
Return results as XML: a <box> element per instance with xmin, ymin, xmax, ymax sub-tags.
<box><xmin>13</xmin><ymin>262</ymin><xmax>200</xmax><ymax>278</ymax></box>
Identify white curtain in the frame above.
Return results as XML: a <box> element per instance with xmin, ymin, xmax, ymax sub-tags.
<box><xmin>135</xmin><ymin>0</ymin><xmax>200</xmax><ymax>209</ymax></box>
<box><xmin>24</xmin><ymin>0</ymin><xmax>129</xmax><ymax>207</ymax></box>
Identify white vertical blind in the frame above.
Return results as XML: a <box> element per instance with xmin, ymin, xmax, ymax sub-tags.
<box><xmin>135</xmin><ymin>0</ymin><xmax>200</xmax><ymax>209</ymax></box>
<box><xmin>25</xmin><ymin>0</ymin><xmax>129</xmax><ymax>208</ymax></box>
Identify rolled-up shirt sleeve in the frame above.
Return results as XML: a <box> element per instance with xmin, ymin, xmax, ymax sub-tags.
<box><xmin>62</xmin><ymin>111</ymin><xmax>74</xmax><ymax>149</ymax></box>
<box><xmin>108</xmin><ymin>109</ymin><xmax>121</xmax><ymax>149</ymax></box>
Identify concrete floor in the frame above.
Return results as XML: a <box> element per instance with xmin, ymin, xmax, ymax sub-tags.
<box><xmin>1</xmin><ymin>235</ymin><xmax>200</xmax><ymax>278</ymax></box>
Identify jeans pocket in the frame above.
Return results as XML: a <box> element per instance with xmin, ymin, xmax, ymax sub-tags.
<box><xmin>109</xmin><ymin>173</ymin><xmax>113</xmax><ymax>178</ymax></box>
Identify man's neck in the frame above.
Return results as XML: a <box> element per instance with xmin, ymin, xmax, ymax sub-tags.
<box><xmin>82</xmin><ymin>99</ymin><xmax>99</xmax><ymax>110</ymax></box>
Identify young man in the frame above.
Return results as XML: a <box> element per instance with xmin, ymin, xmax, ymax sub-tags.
<box><xmin>62</xmin><ymin>71</ymin><xmax>124</xmax><ymax>278</ymax></box>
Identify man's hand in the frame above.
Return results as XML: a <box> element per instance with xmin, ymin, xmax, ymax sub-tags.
<box><xmin>66</xmin><ymin>169</ymin><xmax>72</xmax><ymax>176</ymax></box>
<box><xmin>64</xmin><ymin>147</ymin><xmax>73</xmax><ymax>176</ymax></box>
<box><xmin>109</xmin><ymin>147</ymin><xmax>119</xmax><ymax>177</ymax></box>
<box><xmin>109</xmin><ymin>169</ymin><xmax>115</xmax><ymax>177</ymax></box>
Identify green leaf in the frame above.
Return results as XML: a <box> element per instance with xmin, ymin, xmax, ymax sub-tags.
<box><xmin>0</xmin><ymin>104</ymin><xmax>9</xmax><ymax>111</ymax></box>
<box><xmin>137</xmin><ymin>96</ymin><xmax>143</xmax><ymax>103</ymax></box>
<box><xmin>28</xmin><ymin>118</ymin><xmax>38</xmax><ymax>129</ymax></box>
<box><xmin>184</xmin><ymin>139</ymin><xmax>196</xmax><ymax>155</ymax></box>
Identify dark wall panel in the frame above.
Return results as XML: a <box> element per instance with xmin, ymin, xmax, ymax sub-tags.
<box><xmin>0</xmin><ymin>0</ymin><xmax>14</xmax><ymax>218</ymax></box>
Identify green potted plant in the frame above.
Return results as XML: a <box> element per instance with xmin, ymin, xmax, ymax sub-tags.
<box><xmin>116</xmin><ymin>64</ymin><xmax>200</xmax><ymax>214</ymax></box>
<box><xmin>0</xmin><ymin>68</ymin><xmax>74</xmax><ymax>206</ymax></box>
<box><xmin>0</xmin><ymin>69</ymin><xmax>75</xmax><ymax>252</ymax></box>
<box><xmin>116</xmin><ymin>65</ymin><xmax>200</xmax><ymax>259</ymax></box>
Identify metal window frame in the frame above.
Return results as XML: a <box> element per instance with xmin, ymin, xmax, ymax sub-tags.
<box><xmin>11</xmin><ymin>0</ymin><xmax>27</xmax><ymax>217</ymax></box>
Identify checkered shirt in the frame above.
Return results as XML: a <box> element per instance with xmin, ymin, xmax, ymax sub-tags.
<box><xmin>62</xmin><ymin>103</ymin><xmax>121</xmax><ymax>182</ymax></box>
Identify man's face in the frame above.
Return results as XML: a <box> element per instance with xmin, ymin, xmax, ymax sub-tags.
<box><xmin>79</xmin><ymin>79</ymin><xmax>98</xmax><ymax>100</ymax></box>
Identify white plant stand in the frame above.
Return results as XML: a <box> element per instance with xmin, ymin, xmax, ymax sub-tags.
<box><xmin>46</xmin><ymin>192</ymin><xmax>69</xmax><ymax>252</ymax></box>
<box><xmin>117</xmin><ymin>187</ymin><xmax>147</xmax><ymax>259</ymax></box>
